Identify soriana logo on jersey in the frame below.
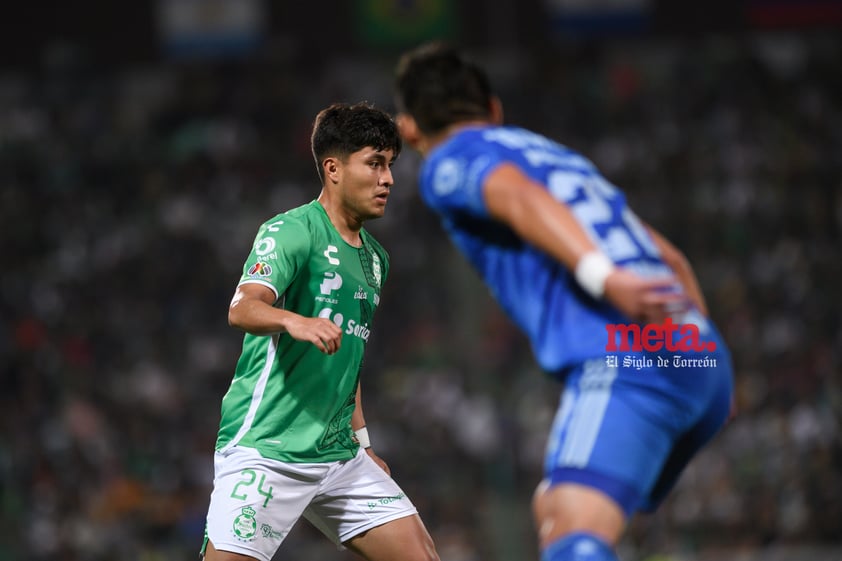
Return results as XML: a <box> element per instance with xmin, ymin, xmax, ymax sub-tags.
<box><xmin>604</xmin><ymin>318</ymin><xmax>718</xmax><ymax>369</ymax></box>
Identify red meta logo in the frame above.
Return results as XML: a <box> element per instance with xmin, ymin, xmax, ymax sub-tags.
<box><xmin>605</xmin><ymin>318</ymin><xmax>717</xmax><ymax>352</ymax></box>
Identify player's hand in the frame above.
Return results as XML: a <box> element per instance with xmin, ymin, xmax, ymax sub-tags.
<box><xmin>284</xmin><ymin>315</ymin><xmax>343</xmax><ymax>354</ymax></box>
<box><xmin>603</xmin><ymin>269</ymin><xmax>690</xmax><ymax>324</ymax></box>
<box><xmin>365</xmin><ymin>448</ymin><xmax>391</xmax><ymax>475</ymax></box>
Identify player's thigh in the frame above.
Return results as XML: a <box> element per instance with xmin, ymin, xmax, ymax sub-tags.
<box><xmin>205</xmin><ymin>446</ymin><xmax>326</xmax><ymax>561</ymax></box>
<box><xmin>344</xmin><ymin>513</ymin><xmax>438</xmax><ymax>561</ymax></box>
<box><xmin>303</xmin><ymin>449</ymin><xmax>427</xmax><ymax>551</ymax></box>
<box><xmin>641</xmin><ymin>373</ymin><xmax>732</xmax><ymax>511</ymax></box>
<box><xmin>544</xmin><ymin>360</ymin><xmax>680</xmax><ymax>517</ymax></box>
<box><xmin>204</xmin><ymin>538</ymin><xmax>260</xmax><ymax>561</ymax></box>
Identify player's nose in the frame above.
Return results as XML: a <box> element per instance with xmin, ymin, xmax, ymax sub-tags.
<box><xmin>380</xmin><ymin>167</ymin><xmax>394</xmax><ymax>186</ymax></box>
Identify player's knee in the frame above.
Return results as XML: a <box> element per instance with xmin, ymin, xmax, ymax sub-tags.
<box><xmin>533</xmin><ymin>483</ymin><xmax>626</xmax><ymax>548</ymax></box>
<box><xmin>532</xmin><ymin>479</ymin><xmax>552</xmax><ymax>520</ymax></box>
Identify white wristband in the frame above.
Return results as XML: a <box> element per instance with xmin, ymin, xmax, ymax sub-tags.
<box><xmin>355</xmin><ymin>427</ymin><xmax>371</xmax><ymax>449</ymax></box>
<box><xmin>574</xmin><ymin>252</ymin><xmax>615</xmax><ymax>299</ymax></box>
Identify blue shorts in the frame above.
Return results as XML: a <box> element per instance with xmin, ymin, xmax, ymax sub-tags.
<box><xmin>543</xmin><ymin>337</ymin><xmax>733</xmax><ymax>517</ymax></box>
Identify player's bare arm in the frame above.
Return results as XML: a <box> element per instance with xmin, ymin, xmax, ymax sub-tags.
<box><xmin>229</xmin><ymin>283</ymin><xmax>343</xmax><ymax>354</ymax></box>
<box><xmin>483</xmin><ymin>163</ymin><xmax>682</xmax><ymax>323</ymax></box>
<box><xmin>645</xmin><ymin>224</ymin><xmax>709</xmax><ymax>316</ymax></box>
<box><xmin>352</xmin><ymin>383</ymin><xmax>390</xmax><ymax>474</ymax></box>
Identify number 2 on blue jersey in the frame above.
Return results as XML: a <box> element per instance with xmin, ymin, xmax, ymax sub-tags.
<box><xmin>547</xmin><ymin>170</ymin><xmax>659</xmax><ymax>263</ymax></box>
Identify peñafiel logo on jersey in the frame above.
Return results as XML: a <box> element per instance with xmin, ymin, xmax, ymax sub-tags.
<box><xmin>247</xmin><ymin>262</ymin><xmax>273</xmax><ymax>277</ymax></box>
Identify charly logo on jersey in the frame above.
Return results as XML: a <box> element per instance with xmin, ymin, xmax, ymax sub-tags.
<box><xmin>317</xmin><ymin>245</ymin><xmax>344</xmax><ymax>298</ymax></box>
<box><xmin>232</xmin><ymin>506</ymin><xmax>257</xmax><ymax>541</ymax></box>
<box><xmin>247</xmin><ymin>262</ymin><xmax>272</xmax><ymax>277</ymax></box>
<box><xmin>323</xmin><ymin>245</ymin><xmax>340</xmax><ymax>265</ymax></box>
<box><xmin>318</xmin><ymin>308</ymin><xmax>371</xmax><ymax>342</ymax></box>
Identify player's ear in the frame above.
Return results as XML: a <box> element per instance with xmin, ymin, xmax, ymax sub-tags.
<box><xmin>396</xmin><ymin>113</ymin><xmax>422</xmax><ymax>150</ymax></box>
<box><xmin>490</xmin><ymin>96</ymin><xmax>504</xmax><ymax>125</ymax></box>
<box><xmin>323</xmin><ymin>157</ymin><xmax>340</xmax><ymax>184</ymax></box>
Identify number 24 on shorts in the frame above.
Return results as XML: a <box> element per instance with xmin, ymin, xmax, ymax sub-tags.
<box><xmin>230</xmin><ymin>469</ymin><xmax>275</xmax><ymax>508</ymax></box>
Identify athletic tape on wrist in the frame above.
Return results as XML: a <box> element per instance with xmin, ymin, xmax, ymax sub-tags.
<box><xmin>355</xmin><ymin>427</ymin><xmax>371</xmax><ymax>449</ymax></box>
<box><xmin>574</xmin><ymin>252</ymin><xmax>615</xmax><ymax>299</ymax></box>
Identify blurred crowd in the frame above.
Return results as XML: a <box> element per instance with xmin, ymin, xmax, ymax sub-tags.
<box><xmin>1</xmin><ymin>30</ymin><xmax>840</xmax><ymax>561</ymax></box>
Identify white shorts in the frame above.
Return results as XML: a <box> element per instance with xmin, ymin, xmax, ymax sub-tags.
<box><xmin>204</xmin><ymin>446</ymin><xmax>418</xmax><ymax>561</ymax></box>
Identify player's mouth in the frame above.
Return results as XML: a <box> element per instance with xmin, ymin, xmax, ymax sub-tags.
<box><xmin>374</xmin><ymin>192</ymin><xmax>389</xmax><ymax>203</ymax></box>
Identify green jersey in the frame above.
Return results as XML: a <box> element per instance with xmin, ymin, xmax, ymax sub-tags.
<box><xmin>216</xmin><ymin>201</ymin><xmax>389</xmax><ymax>463</ymax></box>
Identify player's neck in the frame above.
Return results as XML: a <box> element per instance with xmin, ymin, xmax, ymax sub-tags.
<box><xmin>317</xmin><ymin>194</ymin><xmax>363</xmax><ymax>247</ymax></box>
<box><xmin>421</xmin><ymin>120</ymin><xmax>494</xmax><ymax>156</ymax></box>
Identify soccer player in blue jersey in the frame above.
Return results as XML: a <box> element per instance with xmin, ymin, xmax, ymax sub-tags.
<box><xmin>394</xmin><ymin>43</ymin><xmax>734</xmax><ymax>561</ymax></box>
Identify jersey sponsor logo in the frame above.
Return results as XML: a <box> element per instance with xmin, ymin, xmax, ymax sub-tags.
<box><xmin>354</xmin><ymin>286</ymin><xmax>368</xmax><ymax>300</ymax></box>
<box><xmin>320</xmin><ymin>271</ymin><xmax>343</xmax><ymax>295</ymax></box>
<box><xmin>365</xmin><ymin>492</ymin><xmax>407</xmax><ymax>510</ymax></box>
<box><xmin>260</xmin><ymin>523</ymin><xmax>284</xmax><ymax>540</ymax></box>
<box><xmin>323</xmin><ymin>245</ymin><xmax>340</xmax><ymax>265</ymax></box>
<box><xmin>318</xmin><ymin>308</ymin><xmax>344</xmax><ymax>326</ymax></box>
<box><xmin>247</xmin><ymin>262</ymin><xmax>272</xmax><ymax>277</ymax></box>
<box><xmin>345</xmin><ymin>319</ymin><xmax>370</xmax><ymax>341</ymax></box>
<box><xmin>317</xmin><ymin>308</ymin><xmax>370</xmax><ymax>342</ymax></box>
<box><xmin>255</xmin><ymin>237</ymin><xmax>276</xmax><ymax>256</ymax></box>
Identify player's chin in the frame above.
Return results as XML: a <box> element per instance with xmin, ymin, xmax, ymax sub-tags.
<box><xmin>368</xmin><ymin>201</ymin><xmax>388</xmax><ymax>218</ymax></box>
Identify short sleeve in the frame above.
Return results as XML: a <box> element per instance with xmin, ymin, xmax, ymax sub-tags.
<box><xmin>238</xmin><ymin>215</ymin><xmax>310</xmax><ymax>301</ymax></box>
<box><xmin>420</xmin><ymin>140</ymin><xmax>504</xmax><ymax>219</ymax></box>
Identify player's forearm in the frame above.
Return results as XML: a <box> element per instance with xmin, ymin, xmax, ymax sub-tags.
<box><xmin>351</xmin><ymin>384</ymin><xmax>366</xmax><ymax>431</ymax></box>
<box><xmin>228</xmin><ymin>298</ymin><xmax>298</xmax><ymax>335</ymax></box>
<box><xmin>647</xmin><ymin>227</ymin><xmax>708</xmax><ymax>315</ymax></box>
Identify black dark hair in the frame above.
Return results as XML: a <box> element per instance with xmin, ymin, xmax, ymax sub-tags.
<box><xmin>394</xmin><ymin>42</ymin><xmax>493</xmax><ymax>135</ymax></box>
<box><xmin>311</xmin><ymin>102</ymin><xmax>402</xmax><ymax>182</ymax></box>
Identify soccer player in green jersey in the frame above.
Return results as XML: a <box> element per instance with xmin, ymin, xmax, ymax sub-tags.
<box><xmin>202</xmin><ymin>103</ymin><xmax>440</xmax><ymax>561</ymax></box>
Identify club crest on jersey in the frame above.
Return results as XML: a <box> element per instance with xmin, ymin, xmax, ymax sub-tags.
<box><xmin>247</xmin><ymin>262</ymin><xmax>272</xmax><ymax>277</ymax></box>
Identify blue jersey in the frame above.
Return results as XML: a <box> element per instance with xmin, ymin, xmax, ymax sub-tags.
<box><xmin>420</xmin><ymin>125</ymin><xmax>734</xmax><ymax>516</ymax></box>
<box><xmin>419</xmin><ymin>125</ymin><xmax>709</xmax><ymax>374</ymax></box>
